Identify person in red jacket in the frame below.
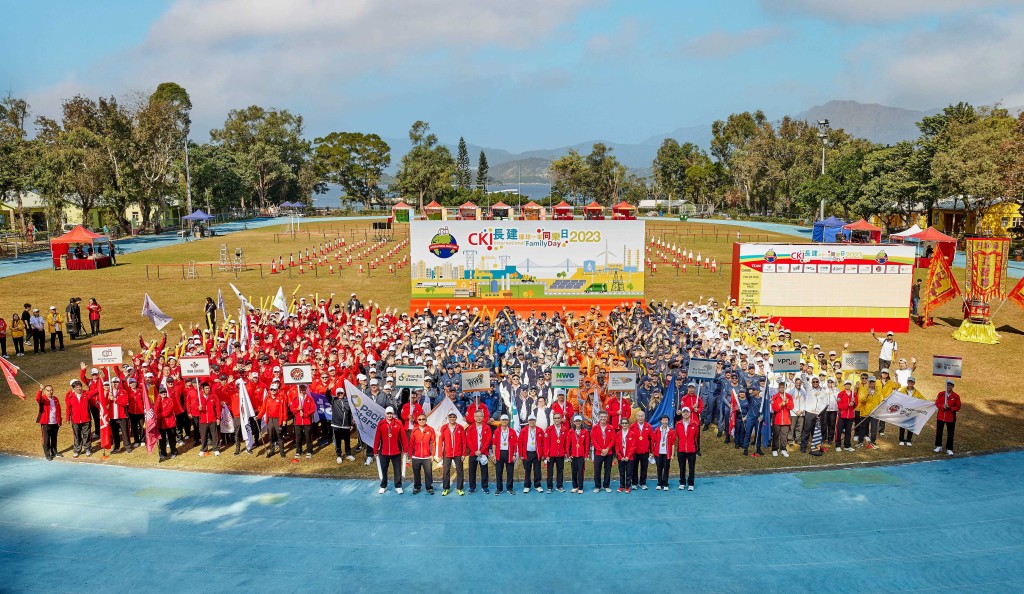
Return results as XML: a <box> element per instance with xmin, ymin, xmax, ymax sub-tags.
<box><xmin>258</xmin><ymin>383</ymin><xmax>288</xmax><ymax>458</ymax></box>
<box><xmin>374</xmin><ymin>406</ymin><xmax>407</xmax><ymax>493</ymax></box>
<box><xmin>65</xmin><ymin>379</ymin><xmax>92</xmax><ymax>457</ymax></box>
<box><xmin>437</xmin><ymin>412</ymin><xmax>467</xmax><ymax>495</ymax></box>
<box><xmin>675</xmin><ymin>406</ymin><xmax>699</xmax><ymax>491</ymax></box>
<box><xmin>614</xmin><ymin>418</ymin><xmax>636</xmax><ymax>493</ymax></box>
<box><xmin>193</xmin><ymin>382</ymin><xmax>220</xmax><ymax>456</ymax></box>
<box><xmin>408</xmin><ymin>413</ymin><xmax>436</xmax><ymax>495</ymax></box>
<box><xmin>466</xmin><ymin>410</ymin><xmax>492</xmax><ymax>494</ymax></box>
<box><xmin>568</xmin><ymin>415</ymin><xmax>590</xmax><ymax>493</ymax></box>
<box><xmin>107</xmin><ymin>378</ymin><xmax>131</xmax><ymax>453</ymax></box>
<box><xmin>652</xmin><ymin>415</ymin><xmax>676</xmax><ymax>490</ymax></box>
<box><xmin>518</xmin><ymin>414</ymin><xmax>545</xmax><ymax>493</ymax></box>
<box><xmin>156</xmin><ymin>386</ymin><xmax>178</xmax><ymax>461</ymax></box>
<box><xmin>835</xmin><ymin>380</ymin><xmax>858</xmax><ymax>452</ymax></box>
<box><xmin>545</xmin><ymin>411</ymin><xmax>568</xmax><ymax>493</ymax></box>
<box><xmin>934</xmin><ymin>380</ymin><xmax>962</xmax><ymax>455</ymax></box>
<box><xmin>490</xmin><ymin>414</ymin><xmax>517</xmax><ymax>495</ymax></box>
<box><xmin>126</xmin><ymin>375</ymin><xmax>146</xmax><ymax>448</ymax></box>
<box><xmin>36</xmin><ymin>384</ymin><xmax>62</xmax><ymax>460</ymax></box>
<box><xmin>770</xmin><ymin>380</ymin><xmax>794</xmax><ymax>458</ymax></box>
<box><xmin>290</xmin><ymin>384</ymin><xmax>317</xmax><ymax>461</ymax></box>
<box><xmin>591</xmin><ymin>411</ymin><xmax>614</xmax><ymax>492</ymax></box>
<box><xmin>629</xmin><ymin>410</ymin><xmax>652</xmax><ymax>490</ymax></box>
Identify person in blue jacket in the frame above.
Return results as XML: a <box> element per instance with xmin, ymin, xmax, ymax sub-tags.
<box><xmin>743</xmin><ymin>387</ymin><xmax>765</xmax><ymax>456</ymax></box>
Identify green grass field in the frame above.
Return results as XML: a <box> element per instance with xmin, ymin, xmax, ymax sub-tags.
<box><xmin>1</xmin><ymin>218</ymin><xmax>1020</xmax><ymax>479</ymax></box>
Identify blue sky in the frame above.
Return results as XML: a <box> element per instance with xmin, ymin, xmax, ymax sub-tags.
<box><xmin>3</xmin><ymin>0</ymin><xmax>1023</xmax><ymax>151</ymax></box>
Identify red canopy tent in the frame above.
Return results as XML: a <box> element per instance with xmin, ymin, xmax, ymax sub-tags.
<box><xmin>611</xmin><ymin>201</ymin><xmax>637</xmax><ymax>220</ymax></box>
<box><xmin>843</xmin><ymin>218</ymin><xmax>882</xmax><ymax>243</ymax></box>
<box><xmin>490</xmin><ymin>201</ymin><xmax>514</xmax><ymax>220</ymax></box>
<box><xmin>458</xmin><ymin>201</ymin><xmax>480</xmax><ymax>220</ymax></box>
<box><xmin>583</xmin><ymin>201</ymin><xmax>605</xmax><ymax>220</ymax></box>
<box><xmin>520</xmin><ymin>201</ymin><xmax>545</xmax><ymax>220</ymax></box>
<box><xmin>552</xmin><ymin>200</ymin><xmax>573</xmax><ymax>220</ymax></box>
<box><xmin>50</xmin><ymin>225</ymin><xmax>112</xmax><ymax>270</ymax></box>
<box><xmin>906</xmin><ymin>226</ymin><xmax>957</xmax><ymax>267</ymax></box>
<box><xmin>422</xmin><ymin>200</ymin><xmax>446</xmax><ymax>220</ymax></box>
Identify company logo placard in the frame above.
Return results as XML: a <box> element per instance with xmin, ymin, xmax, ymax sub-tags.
<box><xmin>686</xmin><ymin>358</ymin><xmax>719</xmax><ymax>380</ymax></box>
<box><xmin>841</xmin><ymin>351</ymin><xmax>870</xmax><ymax>372</ymax></box>
<box><xmin>91</xmin><ymin>344</ymin><xmax>123</xmax><ymax>366</ymax></box>
<box><xmin>461</xmin><ymin>369</ymin><xmax>491</xmax><ymax>392</ymax></box>
<box><xmin>772</xmin><ymin>351</ymin><xmax>802</xmax><ymax>373</ymax></box>
<box><xmin>550</xmin><ymin>366</ymin><xmax>580</xmax><ymax>388</ymax></box>
<box><xmin>283</xmin><ymin>364</ymin><xmax>313</xmax><ymax>385</ymax></box>
<box><xmin>608</xmin><ymin>370</ymin><xmax>637</xmax><ymax>392</ymax></box>
<box><xmin>179</xmin><ymin>356</ymin><xmax>211</xmax><ymax>378</ymax></box>
<box><xmin>395</xmin><ymin>366</ymin><xmax>426</xmax><ymax>388</ymax></box>
<box><xmin>932</xmin><ymin>355</ymin><xmax>963</xmax><ymax>378</ymax></box>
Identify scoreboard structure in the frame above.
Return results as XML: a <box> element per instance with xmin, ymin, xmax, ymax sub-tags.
<box><xmin>730</xmin><ymin>243</ymin><xmax>916</xmax><ymax>332</ymax></box>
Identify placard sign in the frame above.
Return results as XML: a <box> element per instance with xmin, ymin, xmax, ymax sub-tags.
<box><xmin>932</xmin><ymin>355</ymin><xmax>963</xmax><ymax>378</ymax></box>
<box><xmin>687</xmin><ymin>358</ymin><xmax>719</xmax><ymax>380</ymax></box>
<box><xmin>179</xmin><ymin>356</ymin><xmax>211</xmax><ymax>378</ymax></box>
<box><xmin>772</xmin><ymin>351</ymin><xmax>802</xmax><ymax>373</ymax></box>
<box><xmin>841</xmin><ymin>351</ymin><xmax>870</xmax><ymax>372</ymax></box>
<box><xmin>550</xmin><ymin>366</ymin><xmax>581</xmax><ymax>388</ymax></box>
<box><xmin>461</xmin><ymin>369</ymin><xmax>491</xmax><ymax>392</ymax></box>
<box><xmin>283</xmin><ymin>363</ymin><xmax>314</xmax><ymax>385</ymax></box>
<box><xmin>395</xmin><ymin>366</ymin><xmax>426</xmax><ymax>388</ymax></box>
<box><xmin>91</xmin><ymin>344</ymin><xmax>123</xmax><ymax>366</ymax></box>
<box><xmin>608</xmin><ymin>370</ymin><xmax>637</xmax><ymax>392</ymax></box>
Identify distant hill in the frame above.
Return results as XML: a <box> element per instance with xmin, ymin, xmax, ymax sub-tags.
<box><xmin>795</xmin><ymin>100</ymin><xmax>937</xmax><ymax>146</ymax></box>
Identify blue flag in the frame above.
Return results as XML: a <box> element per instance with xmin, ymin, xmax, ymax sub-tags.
<box><xmin>648</xmin><ymin>379</ymin><xmax>676</xmax><ymax>426</ymax></box>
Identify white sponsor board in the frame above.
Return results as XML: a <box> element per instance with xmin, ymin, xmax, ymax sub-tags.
<box><xmin>772</xmin><ymin>351</ymin><xmax>802</xmax><ymax>373</ymax></box>
<box><xmin>179</xmin><ymin>356</ymin><xmax>211</xmax><ymax>378</ymax></box>
<box><xmin>932</xmin><ymin>355</ymin><xmax>963</xmax><ymax>378</ymax></box>
<box><xmin>461</xmin><ymin>369</ymin><xmax>491</xmax><ymax>392</ymax></box>
<box><xmin>395</xmin><ymin>366</ymin><xmax>426</xmax><ymax>388</ymax></box>
<box><xmin>283</xmin><ymin>363</ymin><xmax>314</xmax><ymax>385</ymax></box>
<box><xmin>91</xmin><ymin>344</ymin><xmax>123</xmax><ymax>366</ymax></box>
<box><xmin>550</xmin><ymin>366</ymin><xmax>581</xmax><ymax>388</ymax></box>
<box><xmin>841</xmin><ymin>351</ymin><xmax>870</xmax><ymax>372</ymax></box>
<box><xmin>687</xmin><ymin>358</ymin><xmax>718</xmax><ymax>380</ymax></box>
<box><xmin>608</xmin><ymin>370</ymin><xmax>637</xmax><ymax>392</ymax></box>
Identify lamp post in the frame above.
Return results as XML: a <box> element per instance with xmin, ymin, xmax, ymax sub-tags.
<box><xmin>817</xmin><ymin>119</ymin><xmax>830</xmax><ymax>220</ymax></box>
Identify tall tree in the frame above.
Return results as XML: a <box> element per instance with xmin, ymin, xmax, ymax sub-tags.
<box><xmin>394</xmin><ymin>121</ymin><xmax>455</xmax><ymax>209</ymax></box>
<box><xmin>0</xmin><ymin>97</ymin><xmax>32</xmax><ymax>234</ymax></box>
<box><xmin>711</xmin><ymin>110</ymin><xmax>767</xmax><ymax>210</ymax></box>
<box><xmin>314</xmin><ymin>132</ymin><xmax>391</xmax><ymax>208</ymax></box>
<box><xmin>476</xmin><ymin>150</ymin><xmax>489</xmax><ymax>193</ymax></box>
<box><xmin>585</xmin><ymin>143</ymin><xmax>627</xmax><ymax>204</ymax></box>
<box><xmin>455</xmin><ymin>137</ymin><xmax>471</xmax><ymax>191</ymax></box>
<box><xmin>549</xmin><ymin>149</ymin><xmax>588</xmax><ymax>202</ymax></box>
<box><xmin>151</xmin><ymin>82</ymin><xmax>193</xmax><ymax>212</ymax></box>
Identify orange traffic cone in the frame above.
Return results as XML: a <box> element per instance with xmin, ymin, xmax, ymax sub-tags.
<box><xmin>271</xmin><ymin>260</ymin><xmax>278</xmax><ymax>274</ymax></box>
<box><xmin>704</xmin><ymin>257</ymin><xmax>710</xmax><ymax>269</ymax></box>
<box><xmin>711</xmin><ymin>259</ymin><xmax>717</xmax><ymax>272</ymax></box>
<box><xmin>299</xmin><ymin>263</ymin><xmax>304</xmax><ymax>274</ymax></box>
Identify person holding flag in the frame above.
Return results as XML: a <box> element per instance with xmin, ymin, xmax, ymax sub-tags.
<box><xmin>568</xmin><ymin>414</ymin><xmax>590</xmax><ymax>494</ymax></box>
<box><xmin>35</xmin><ymin>384</ymin><xmax>62</xmax><ymax>460</ymax></box>
<box><xmin>898</xmin><ymin>377</ymin><xmax>924</xmax><ymax>446</ymax></box>
<box><xmin>65</xmin><ymin>379</ymin><xmax>92</xmax><ymax>457</ymax></box>
<box><xmin>652</xmin><ymin>415</ymin><xmax>676</xmax><ymax>490</ymax></box>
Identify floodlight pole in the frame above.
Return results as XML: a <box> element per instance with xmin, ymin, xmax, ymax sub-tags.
<box><xmin>817</xmin><ymin>119</ymin><xmax>830</xmax><ymax>221</ymax></box>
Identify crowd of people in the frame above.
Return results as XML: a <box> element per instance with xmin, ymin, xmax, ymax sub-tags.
<box><xmin>31</xmin><ymin>291</ymin><xmax>963</xmax><ymax>494</ymax></box>
<box><xmin>2</xmin><ymin>298</ymin><xmax>100</xmax><ymax>357</ymax></box>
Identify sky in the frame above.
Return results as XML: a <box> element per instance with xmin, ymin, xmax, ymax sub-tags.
<box><xmin>4</xmin><ymin>0</ymin><xmax>1024</xmax><ymax>152</ymax></box>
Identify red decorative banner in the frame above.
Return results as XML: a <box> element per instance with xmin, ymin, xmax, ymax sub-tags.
<box><xmin>965</xmin><ymin>237</ymin><xmax>1010</xmax><ymax>302</ymax></box>
<box><xmin>921</xmin><ymin>252</ymin><xmax>961</xmax><ymax>319</ymax></box>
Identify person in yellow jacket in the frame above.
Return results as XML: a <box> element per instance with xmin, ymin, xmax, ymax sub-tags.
<box><xmin>9</xmin><ymin>313</ymin><xmax>26</xmax><ymax>356</ymax></box>
<box><xmin>875</xmin><ymin>368</ymin><xmax>899</xmax><ymax>438</ymax></box>
<box><xmin>897</xmin><ymin>376</ymin><xmax>925</xmax><ymax>447</ymax></box>
<box><xmin>855</xmin><ymin>376</ymin><xmax>883</xmax><ymax>449</ymax></box>
<box><xmin>45</xmin><ymin>306</ymin><xmax>65</xmax><ymax>351</ymax></box>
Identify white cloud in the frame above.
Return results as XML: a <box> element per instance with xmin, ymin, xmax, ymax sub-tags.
<box><xmin>762</xmin><ymin>0</ymin><xmax>1022</xmax><ymax>24</ymax></box>
<box><xmin>681</xmin><ymin>27</ymin><xmax>784</xmax><ymax>58</ymax></box>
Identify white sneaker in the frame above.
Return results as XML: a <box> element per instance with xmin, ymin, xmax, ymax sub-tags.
<box><xmin>678</xmin><ymin>484</ymin><xmax>684</xmax><ymax>490</ymax></box>
<box><xmin>336</xmin><ymin>456</ymin><xmax>343</xmax><ymax>464</ymax></box>
<box><xmin>688</xmin><ymin>486</ymin><xmax>694</xmax><ymax>491</ymax></box>
<box><xmin>898</xmin><ymin>441</ymin><xmax>905</xmax><ymax>446</ymax></box>
<box><xmin>365</xmin><ymin>458</ymin><xmax>373</xmax><ymax>465</ymax></box>
<box><xmin>378</xmin><ymin>487</ymin><xmax>386</xmax><ymax>494</ymax></box>
<box><xmin>305</xmin><ymin>453</ymin><xmax>311</xmax><ymax>459</ymax></box>
<box><xmin>853</xmin><ymin>437</ymin><xmax>860</xmax><ymax>443</ymax></box>
<box><xmin>213</xmin><ymin>451</ymin><xmax>220</xmax><ymax>456</ymax></box>
<box><xmin>395</xmin><ymin>487</ymin><xmax>403</xmax><ymax>494</ymax></box>
<box><xmin>772</xmin><ymin>451</ymin><xmax>778</xmax><ymax>457</ymax></box>
<box><xmin>781</xmin><ymin>450</ymin><xmax>789</xmax><ymax>458</ymax></box>
<box><xmin>655</xmin><ymin>486</ymin><xmax>662</xmax><ymax>491</ymax></box>
<box><xmin>845</xmin><ymin>447</ymin><xmax>855</xmax><ymax>452</ymax></box>
<box><xmin>346</xmin><ymin>455</ymin><xmax>355</xmax><ymax>461</ymax></box>
<box><xmin>604</xmin><ymin>488</ymin><xmax>611</xmax><ymax>493</ymax></box>
<box><xmin>523</xmin><ymin>487</ymin><xmax>530</xmax><ymax>493</ymax></box>
<box><xmin>947</xmin><ymin>450</ymin><xmax>954</xmax><ymax>456</ymax></box>
<box><xmin>593</xmin><ymin>488</ymin><xmax>600</xmax><ymax>493</ymax></box>
<box><xmin>640</xmin><ymin>485</ymin><xmax>648</xmax><ymax>490</ymax></box>
<box><xmin>934</xmin><ymin>446</ymin><xmax>943</xmax><ymax>453</ymax></box>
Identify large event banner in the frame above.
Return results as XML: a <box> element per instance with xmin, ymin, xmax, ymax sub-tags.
<box><xmin>964</xmin><ymin>237</ymin><xmax>1010</xmax><ymax>301</ymax></box>
<box><xmin>730</xmin><ymin>243</ymin><xmax>916</xmax><ymax>332</ymax></box>
<box><xmin>410</xmin><ymin>220</ymin><xmax>645</xmax><ymax>302</ymax></box>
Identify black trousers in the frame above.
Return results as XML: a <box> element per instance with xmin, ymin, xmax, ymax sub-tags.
<box><xmin>836</xmin><ymin>418</ymin><xmax>853</xmax><ymax>448</ymax></box>
<box><xmin>294</xmin><ymin>424</ymin><xmax>312</xmax><ymax>455</ymax></box>
<box><xmin>50</xmin><ymin>331</ymin><xmax>64</xmax><ymax>351</ymax></box>
<box><xmin>41</xmin><ymin>424</ymin><xmax>59</xmax><ymax>458</ymax></box>
<box><xmin>822</xmin><ymin>411</ymin><xmax>837</xmax><ymax>443</ymax></box>
<box><xmin>72</xmin><ymin>422</ymin><xmax>91</xmax><ymax>454</ymax></box>
<box><xmin>32</xmin><ymin>330</ymin><xmax>45</xmax><ymax>353</ymax></box>
<box><xmin>112</xmin><ymin>418</ymin><xmax>130</xmax><ymax>451</ymax></box>
<box><xmin>90</xmin><ymin>406</ymin><xmax>101</xmax><ymax>438</ymax></box>
<box><xmin>198</xmin><ymin>422</ymin><xmax>217</xmax><ymax>451</ymax></box>
<box><xmin>571</xmin><ymin>457</ymin><xmax>586</xmax><ymax>490</ymax></box>
<box><xmin>90</xmin><ymin>319</ymin><xmax>100</xmax><ymax>335</ymax></box>
<box><xmin>593</xmin><ymin>454</ymin><xmax>613</xmax><ymax>489</ymax></box>
<box><xmin>631</xmin><ymin>453</ymin><xmax>649</xmax><ymax>486</ymax></box>
<box><xmin>800</xmin><ymin>413</ymin><xmax>819</xmax><ymax>448</ymax></box>
<box><xmin>159</xmin><ymin>428</ymin><xmax>178</xmax><ymax>457</ymax></box>
<box><xmin>0</xmin><ymin>336</ymin><xmax>6</xmax><ymax>356</ymax></box>
<box><xmin>899</xmin><ymin>427</ymin><xmax>915</xmax><ymax>443</ymax></box>
<box><xmin>469</xmin><ymin>456</ymin><xmax>489</xmax><ymax>489</ymax></box>
<box><xmin>655</xmin><ymin>454</ymin><xmax>670</xmax><ymax>487</ymax></box>
<box><xmin>546</xmin><ymin>456</ymin><xmax>565</xmax><ymax>490</ymax></box>
<box><xmin>617</xmin><ymin>458</ymin><xmax>632</xmax><ymax>489</ymax></box>
<box><xmin>495</xmin><ymin>452</ymin><xmax>514</xmax><ymax>491</ymax></box>
<box><xmin>442</xmin><ymin>456</ymin><xmax>464</xmax><ymax>490</ymax></box>
<box><xmin>677</xmin><ymin>452</ymin><xmax>697</xmax><ymax>487</ymax></box>
<box><xmin>333</xmin><ymin>427</ymin><xmax>352</xmax><ymax>455</ymax></box>
<box><xmin>267</xmin><ymin>419</ymin><xmax>283</xmax><ymax>451</ymax></box>
<box><xmin>128</xmin><ymin>413</ymin><xmax>144</xmax><ymax>444</ymax></box>
<box><xmin>378</xmin><ymin>453</ymin><xmax>402</xmax><ymax>488</ymax></box>
<box><xmin>935</xmin><ymin>420</ymin><xmax>955</xmax><ymax>451</ymax></box>
<box><xmin>12</xmin><ymin>337</ymin><xmax>23</xmax><ymax>354</ymax></box>
<box><xmin>522</xmin><ymin>451</ymin><xmax>541</xmax><ymax>488</ymax></box>
<box><xmin>412</xmin><ymin>458</ymin><xmax>432</xmax><ymax>489</ymax></box>
<box><xmin>231</xmin><ymin>416</ymin><xmax>244</xmax><ymax>452</ymax></box>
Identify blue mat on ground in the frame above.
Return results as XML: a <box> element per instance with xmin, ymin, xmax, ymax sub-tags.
<box><xmin>1</xmin><ymin>451</ymin><xmax>1023</xmax><ymax>592</ymax></box>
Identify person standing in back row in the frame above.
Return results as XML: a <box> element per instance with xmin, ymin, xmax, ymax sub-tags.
<box><xmin>87</xmin><ymin>298</ymin><xmax>102</xmax><ymax>336</ymax></box>
<box><xmin>871</xmin><ymin>329</ymin><xmax>898</xmax><ymax>374</ymax></box>
<box><xmin>934</xmin><ymin>380</ymin><xmax>961</xmax><ymax>455</ymax></box>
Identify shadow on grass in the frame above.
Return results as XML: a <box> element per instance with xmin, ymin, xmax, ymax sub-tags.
<box><xmin>995</xmin><ymin>324</ymin><xmax>1024</xmax><ymax>336</ymax></box>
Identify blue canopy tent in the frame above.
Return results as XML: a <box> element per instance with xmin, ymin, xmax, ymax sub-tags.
<box><xmin>812</xmin><ymin>216</ymin><xmax>850</xmax><ymax>243</ymax></box>
<box><xmin>182</xmin><ymin>209</ymin><xmax>215</xmax><ymax>222</ymax></box>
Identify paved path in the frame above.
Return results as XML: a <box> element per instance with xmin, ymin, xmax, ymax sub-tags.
<box><xmin>1</xmin><ymin>451</ymin><xmax>1021</xmax><ymax>591</ymax></box>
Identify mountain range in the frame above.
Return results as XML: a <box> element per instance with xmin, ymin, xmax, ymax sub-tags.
<box><xmin>381</xmin><ymin>100</ymin><xmax>979</xmax><ymax>183</ymax></box>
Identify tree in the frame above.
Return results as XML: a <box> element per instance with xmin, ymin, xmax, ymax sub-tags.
<box><xmin>313</xmin><ymin>132</ymin><xmax>391</xmax><ymax>208</ymax></box>
<box><xmin>549</xmin><ymin>149</ymin><xmax>588</xmax><ymax>202</ymax></box>
<box><xmin>914</xmin><ymin>102</ymin><xmax>979</xmax><ymax>225</ymax></box>
<box><xmin>0</xmin><ymin>96</ymin><xmax>32</xmax><ymax>234</ymax></box>
<box><xmin>476</xmin><ymin>150</ymin><xmax>489</xmax><ymax>193</ymax></box>
<box><xmin>188</xmin><ymin>142</ymin><xmax>246</xmax><ymax>212</ymax></box>
<box><xmin>1001</xmin><ymin>111</ymin><xmax>1024</xmax><ymax>203</ymax></box>
<box><xmin>151</xmin><ymin>82</ymin><xmax>193</xmax><ymax>212</ymax></box>
<box><xmin>394</xmin><ymin>121</ymin><xmax>455</xmax><ymax>210</ymax></box>
<box><xmin>855</xmin><ymin>142</ymin><xmax>920</xmax><ymax>227</ymax></box>
<box><xmin>711</xmin><ymin>110</ymin><xmax>767</xmax><ymax>210</ymax></box>
<box><xmin>455</xmin><ymin>137</ymin><xmax>471</xmax><ymax>191</ymax></box>
<box><xmin>585</xmin><ymin>143</ymin><xmax>627</xmax><ymax>204</ymax></box>
<box><xmin>210</xmin><ymin>106</ymin><xmax>308</xmax><ymax>211</ymax></box>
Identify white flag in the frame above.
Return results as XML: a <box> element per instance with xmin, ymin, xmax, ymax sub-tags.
<box><xmin>237</xmin><ymin>379</ymin><xmax>256</xmax><ymax>450</ymax></box>
<box><xmin>272</xmin><ymin>287</ymin><xmax>287</xmax><ymax>313</ymax></box>
<box><xmin>217</xmin><ymin>289</ymin><xmax>227</xmax><ymax>322</ymax></box>
<box><xmin>868</xmin><ymin>391</ymin><xmax>937</xmax><ymax>436</ymax></box>
<box><xmin>344</xmin><ymin>380</ymin><xmax>385</xmax><ymax>446</ymax></box>
<box><xmin>239</xmin><ymin>302</ymin><xmax>249</xmax><ymax>350</ymax></box>
<box><xmin>425</xmin><ymin>397</ymin><xmax>467</xmax><ymax>432</ymax></box>
<box><xmin>229</xmin><ymin>282</ymin><xmax>251</xmax><ymax>310</ymax></box>
<box><xmin>141</xmin><ymin>294</ymin><xmax>172</xmax><ymax>331</ymax></box>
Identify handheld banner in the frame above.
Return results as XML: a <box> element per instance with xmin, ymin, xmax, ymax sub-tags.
<box><xmin>686</xmin><ymin>358</ymin><xmax>718</xmax><ymax>380</ymax></box>
<box><xmin>179</xmin><ymin>356</ymin><xmax>211</xmax><ymax>378</ymax></box>
<box><xmin>772</xmin><ymin>351</ymin><xmax>802</xmax><ymax>373</ymax></box>
<box><xmin>608</xmin><ymin>370</ymin><xmax>637</xmax><ymax>392</ymax></box>
<box><xmin>283</xmin><ymin>364</ymin><xmax>314</xmax><ymax>385</ymax></box>
<box><xmin>550</xmin><ymin>366</ymin><xmax>581</xmax><ymax>388</ymax></box>
<box><xmin>91</xmin><ymin>345</ymin><xmax>123</xmax><ymax>366</ymax></box>
<box><xmin>461</xmin><ymin>369</ymin><xmax>491</xmax><ymax>392</ymax></box>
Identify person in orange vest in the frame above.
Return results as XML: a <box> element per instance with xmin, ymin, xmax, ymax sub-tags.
<box><xmin>568</xmin><ymin>415</ymin><xmax>590</xmax><ymax>493</ymax></box>
<box><xmin>675</xmin><ymin>406</ymin><xmax>699</xmax><ymax>491</ymax></box>
<box><xmin>591</xmin><ymin>411</ymin><xmax>614</xmax><ymax>493</ymax></box>
<box><xmin>437</xmin><ymin>412</ymin><xmax>467</xmax><ymax>496</ymax></box>
<box><xmin>408</xmin><ymin>413</ymin><xmax>436</xmax><ymax>495</ymax></box>
<box><xmin>934</xmin><ymin>380</ymin><xmax>962</xmax><ymax>455</ymax></box>
<box><xmin>614</xmin><ymin>417</ymin><xmax>637</xmax><ymax>493</ymax></box>
<box><xmin>374</xmin><ymin>406</ymin><xmax>407</xmax><ymax>494</ymax></box>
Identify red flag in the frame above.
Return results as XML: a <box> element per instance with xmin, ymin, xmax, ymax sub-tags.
<box><xmin>99</xmin><ymin>400</ymin><xmax>112</xmax><ymax>451</ymax></box>
<box><xmin>0</xmin><ymin>357</ymin><xmax>25</xmax><ymax>399</ymax></box>
<box><xmin>1005</xmin><ymin>275</ymin><xmax>1024</xmax><ymax>312</ymax></box>
<box><xmin>728</xmin><ymin>387</ymin><xmax>738</xmax><ymax>435</ymax></box>
<box><xmin>142</xmin><ymin>386</ymin><xmax>159</xmax><ymax>453</ymax></box>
